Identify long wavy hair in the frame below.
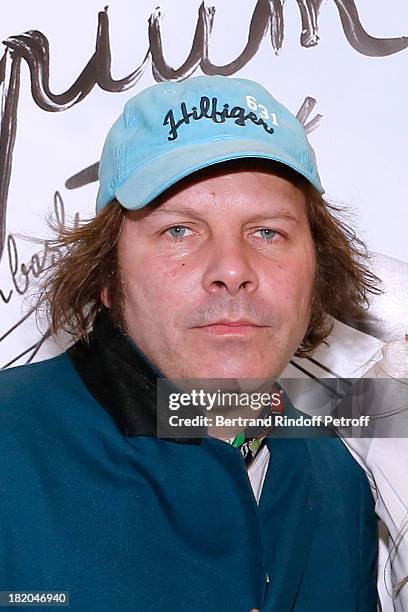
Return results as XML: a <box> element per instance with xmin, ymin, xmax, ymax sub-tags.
<box><xmin>36</xmin><ymin>160</ymin><xmax>382</xmax><ymax>356</ymax></box>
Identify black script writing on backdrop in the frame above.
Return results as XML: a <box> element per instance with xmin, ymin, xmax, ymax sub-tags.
<box><xmin>0</xmin><ymin>191</ymin><xmax>80</xmax><ymax>367</ymax></box>
<box><xmin>0</xmin><ymin>191</ymin><xmax>77</xmax><ymax>304</ymax></box>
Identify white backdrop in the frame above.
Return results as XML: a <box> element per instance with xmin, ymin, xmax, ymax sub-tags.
<box><xmin>0</xmin><ymin>0</ymin><xmax>407</xmax><ymax>369</ymax></box>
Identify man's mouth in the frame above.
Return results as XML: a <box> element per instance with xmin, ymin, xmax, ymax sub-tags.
<box><xmin>193</xmin><ymin>319</ymin><xmax>267</xmax><ymax>336</ymax></box>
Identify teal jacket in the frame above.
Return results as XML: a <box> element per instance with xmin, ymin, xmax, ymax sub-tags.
<box><xmin>0</xmin><ymin>312</ymin><xmax>378</xmax><ymax>611</ymax></box>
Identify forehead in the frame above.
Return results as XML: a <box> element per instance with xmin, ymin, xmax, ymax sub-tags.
<box><xmin>144</xmin><ymin>160</ymin><xmax>308</xmax><ymax>217</ymax></box>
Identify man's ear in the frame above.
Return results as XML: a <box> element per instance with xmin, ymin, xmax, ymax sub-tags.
<box><xmin>100</xmin><ymin>287</ymin><xmax>111</xmax><ymax>309</ymax></box>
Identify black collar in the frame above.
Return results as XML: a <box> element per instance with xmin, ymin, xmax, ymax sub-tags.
<box><xmin>67</xmin><ymin>308</ymin><xmax>202</xmax><ymax>443</ymax></box>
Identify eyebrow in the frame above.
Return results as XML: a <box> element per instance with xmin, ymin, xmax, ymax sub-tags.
<box><xmin>148</xmin><ymin>207</ymin><xmax>300</xmax><ymax>223</ymax></box>
<box><xmin>245</xmin><ymin>212</ymin><xmax>299</xmax><ymax>223</ymax></box>
<box><xmin>148</xmin><ymin>206</ymin><xmax>204</xmax><ymax>217</ymax></box>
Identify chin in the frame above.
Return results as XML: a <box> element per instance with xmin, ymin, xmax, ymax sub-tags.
<box><xmin>197</xmin><ymin>361</ymin><xmax>277</xmax><ymax>382</ymax></box>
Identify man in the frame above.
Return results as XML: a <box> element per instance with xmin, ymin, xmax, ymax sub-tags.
<box><xmin>0</xmin><ymin>76</ymin><xmax>380</xmax><ymax>610</ymax></box>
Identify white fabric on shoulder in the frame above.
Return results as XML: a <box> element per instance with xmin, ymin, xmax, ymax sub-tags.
<box><xmin>339</xmin><ymin>337</ymin><xmax>408</xmax><ymax>612</ymax></box>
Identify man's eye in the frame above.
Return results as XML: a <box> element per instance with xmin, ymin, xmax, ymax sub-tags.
<box><xmin>253</xmin><ymin>228</ymin><xmax>278</xmax><ymax>240</ymax></box>
<box><xmin>165</xmin><ymin>226</ymin><xmax>192</xmax><ymax>239</ymax></box>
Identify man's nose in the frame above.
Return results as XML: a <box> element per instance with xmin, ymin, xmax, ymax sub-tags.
<box><xmin>201</xmin><ymin>236</ymin><xmax>259</xmax><ymax>296</ymax></box>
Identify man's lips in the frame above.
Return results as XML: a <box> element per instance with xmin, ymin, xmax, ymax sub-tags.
<box><xmin>193</xmin><ymin>319</ymin><xmax>268</xmax><ymax>335</ymax></box>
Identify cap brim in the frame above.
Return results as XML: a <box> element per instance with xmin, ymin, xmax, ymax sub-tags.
<box><xmin>111</xmin><ymin>138</ymin><xmax>324</xmax><ymax>211</ymax></box>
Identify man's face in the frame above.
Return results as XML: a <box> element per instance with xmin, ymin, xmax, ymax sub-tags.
<box><xmin>102</xmin><ymin>164</ymin><xmax>316</xmax><ymax>382</ymax></box>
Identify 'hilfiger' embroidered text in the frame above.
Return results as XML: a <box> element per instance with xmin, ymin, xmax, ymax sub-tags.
<box><xmin>163</xmin><ymin>96</ymin><xmax>276</xmax><ymax>141</ymax></box>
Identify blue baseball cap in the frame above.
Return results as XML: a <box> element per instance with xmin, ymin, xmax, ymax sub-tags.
<box><xmin>96</xmin><ymin>75</ymin><xmax>324</xmax><ymax>212</ymax></box>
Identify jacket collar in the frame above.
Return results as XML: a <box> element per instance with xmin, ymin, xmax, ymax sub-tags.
<box><xmin>67</xmin><ymin>308</ymin><xmax>201</xmax><ymax>443</ymax></box>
